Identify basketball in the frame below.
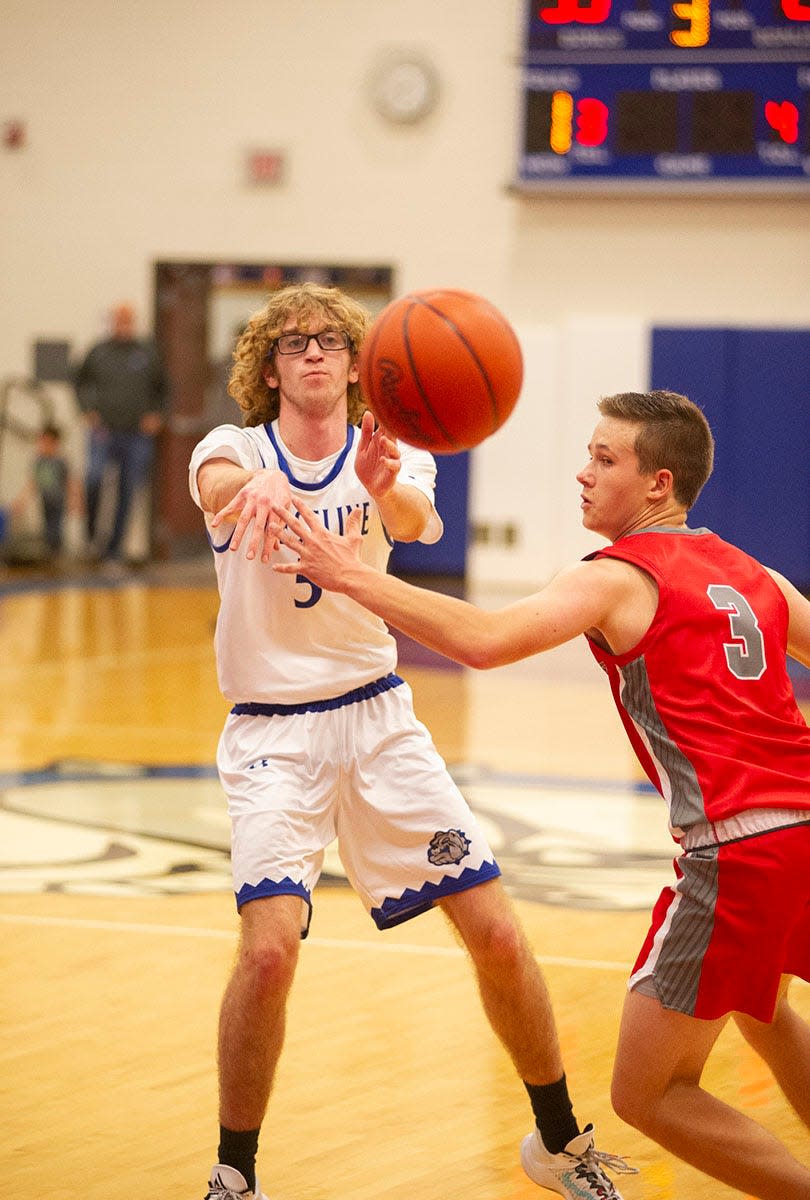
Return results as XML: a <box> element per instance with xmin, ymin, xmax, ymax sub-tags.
<box><xmin>358</xmin><ymin>288</ymin><xmax>523</xmax><ymax>453</ymax></box>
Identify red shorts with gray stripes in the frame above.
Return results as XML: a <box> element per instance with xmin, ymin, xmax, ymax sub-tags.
<box><xmin>630</xmin><ymin>820</ymin><xmax>810</xmax><ymax>1021</ymax></box>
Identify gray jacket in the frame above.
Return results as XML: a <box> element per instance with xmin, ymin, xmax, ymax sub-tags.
<box><xmin>75</xmin><ymin>337</ymin><xmax>168</xmax><ymax>432</ymax></box>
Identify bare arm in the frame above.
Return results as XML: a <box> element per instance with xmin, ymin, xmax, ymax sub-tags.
<box><xmin>196</xmin><ymin>457</ymin><xmax>292</xmax><ymax>562</ymax></box>
<box><xmin>272</xmin><ymin>500</ymin><xmax>641</xmax><ymax>669</ymax></box>
<box><xmin>354</xmin><ymin>410</ymin><xmax>433</xmax><ymax>542</ymax></box>
<box><xmin>767</xmin><ymin>568</ymin><xmax>810</xmax><ymax>669</ymax></box>
<box><xmin>375</xmin><ymin>481</ymin><xmax>433</xmax><ymax>543</ymax></box>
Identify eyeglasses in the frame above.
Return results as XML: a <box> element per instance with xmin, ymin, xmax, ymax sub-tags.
<box><xmin>270</xmin><ymin>330</ymin><xmax>351</xmax><ymax>356</ymax></box>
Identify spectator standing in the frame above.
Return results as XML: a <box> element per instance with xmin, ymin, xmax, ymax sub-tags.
<box><xmin>11</xmin><ymin>423</ymin><xmax>83</xmax><ymax>564</ymax></box>
<box><xmin>75</xmin><ymin>302</ymin><xmax>168</xmax><ymax>564</ymax></box>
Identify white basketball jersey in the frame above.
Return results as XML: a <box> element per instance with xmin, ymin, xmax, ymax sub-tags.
<box><xmin>189</xmin><ymin>421</ymin><xmax>443</xmax><ymax>703</ymax></box>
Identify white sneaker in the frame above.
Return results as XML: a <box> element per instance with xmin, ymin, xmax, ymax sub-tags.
<box><xmin>204</xmin><ymin>1164</ymin><xmax>268</xmax><ymax>1200</ymax></box>
<box><xmin>520</xmin><ymin>1124</ymin><xmax>637</xmax><ymax>1198</ymax></box>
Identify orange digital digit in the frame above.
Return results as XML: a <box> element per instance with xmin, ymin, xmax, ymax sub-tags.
<box><xmin>670</xmin><ymin>0</ymin><xmax>710</xmax><ymax>46</ymax></box>
<box><xmin>550</xmin><ymin>91</ymin><xmax>574</xmax><ymax>153</ymax></box>
<box><xmin>539</xmin><ymin>0</ymin><xmax>611</xmax><ymax>25</ymax></box>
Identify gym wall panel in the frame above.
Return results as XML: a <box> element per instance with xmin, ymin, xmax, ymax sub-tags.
<box><xmin>651</xmin><ymin>327</ymin><xmax>810</xmax><ymax>590</ymax></box>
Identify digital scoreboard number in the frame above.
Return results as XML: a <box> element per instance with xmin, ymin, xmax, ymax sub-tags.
<box><xmin>518</xmin><ymin>0</ymin><xmax>810</xmax><ymax>187</ymax></box>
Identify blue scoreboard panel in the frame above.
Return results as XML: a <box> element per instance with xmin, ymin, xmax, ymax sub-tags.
<box><xmin>518</xmin><ymin>0</ymin><xmax>810</xmax><ymax>187</ymax></box>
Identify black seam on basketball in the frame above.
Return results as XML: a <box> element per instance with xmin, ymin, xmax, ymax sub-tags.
<box><xmin>365</xmin><ymin>302</ymin><xmax>415</xmax><ymax>434</ymax></box>
<box><xmin>410</xmin><ymin>295</ymin><xmax>501</xmax><ymax>429</ymax></box>
<box><xmin>402</xmin><ymin>304</ymin><xmax>463</xmax><ymax>451</ymax></box>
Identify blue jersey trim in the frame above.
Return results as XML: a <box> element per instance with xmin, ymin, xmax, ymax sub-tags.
<box><xmin>230</xmin><ymin>673</ymin><xmax>404</xmax><ymax>717</ymax></box>
<box><xmin>208</xmin><ymin>528</ymin><xmax>235</xmax><ymax>554</ymax></box>
<box><xmin>265</xmin><ymin>422</ymin><xmax>355</xmax><ymax>491</ymax></box>
<box><xmin>370</xmin><ymin>860</ymin><xmax>502</xmax><ymax>930</ymax></box>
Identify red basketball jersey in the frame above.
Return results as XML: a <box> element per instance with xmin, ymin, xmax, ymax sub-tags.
<box><xmin>586</xmin><ymin>527</ymin><xmax>810</xmax><ymax>833</ymax></box>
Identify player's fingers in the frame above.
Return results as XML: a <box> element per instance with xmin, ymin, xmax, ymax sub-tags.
<box><xmin>215</xmin><ymin>490</ymin><xmax>248</xmax><ymax>521</ymax></box>
<box><xmin>224</xmin><ymin>496</ymin><xmax>260</xmax><ymax>551</ymax></box>
<box><xmin>358</xmin><ymin>409</ymin><xmax>375</xmax><ymax>446</ymax></box>
<box><xmin>239</xmin><ymin>498</ymin><xmax>278</xmax><ymax>560</ymax></box>
<box><xmin>293</xmin><ymin>499</ymin><xmax>319</xmax><ymax>527</ymax></box>
<box><xmin>210</xmin><ymin>499</ymin><xmax>238</xmax><ymax>530</ymax></box>
<box><xmin>271</xmin><ymin>558</ymin><xmax>299</xmax><ymax>575</ymax></box>
<box><xmin>345</xmin><ymin>506</ymin><xmax>364</xmax><ymax>549</ymax></box>
<box><xmin>271</xmin><ymin>501</ymin><xmax>295</xmax><ymax>525</ymax></box>
<box><xmin>243</xmin><ymin>523</ymin><xmax>265</xmax><ymax>561</ymax></box>
<box><xmin>259</xmin><ymin>512</ymin><xmax>286</xmax><ymax>562</ymax></box>
<box><xmin>276</xmin><ymin>523</ymin><xmax>302</xmax><ymax>550</ymax></box>
<box><xmin>271</xmin><ymin>503</ymin><xmax>303</xmax><ymax>544</ymax></box>
<box><xmin>228</xmin><ymin>517</ymin><xmax>248</xmax><ymax>551</ymax></box>
<box><xmin>234</xmin><ymin>503</ymin><xmax>270</xmax><ymax>554</ymax></box>
<box><xmin>271</xmin><ymin>500</ymin><xmax>318</xmax><ymax>533</ymax></box>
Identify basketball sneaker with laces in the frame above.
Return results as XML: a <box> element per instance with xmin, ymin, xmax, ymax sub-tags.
<box><xmin>204</xmin><ymin>1164</ymin><xmax>268</xmax><ymax>1200</ymax></box>
<box><xmin>520</xmin><ymin>1123</ymin><xmax>637</xmax><ymax>1199</ymax></box>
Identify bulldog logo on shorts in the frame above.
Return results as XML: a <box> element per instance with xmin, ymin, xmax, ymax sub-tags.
<box><xmin>427</xmin><ymin>828</ymin><xmax>471</xmax><ymax>866</ymax></box>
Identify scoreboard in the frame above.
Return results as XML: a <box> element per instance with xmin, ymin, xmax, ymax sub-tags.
<box><xmin>518</xmin><ymin>0</ymin><xmax>810</xmax><ymax>187</ymax></box>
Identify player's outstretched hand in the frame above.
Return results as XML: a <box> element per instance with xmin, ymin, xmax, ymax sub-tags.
<box><xmin>211</xmin><ymin>469</ymin><xmax>292</xmax><ymax>563</ymax></box>
<box><xmin>272</xmin><ymin>500</ymin><xmax>363</xmax><ymax>593</ymax></box>
<box><xmin>354</xmin><ymin>409</ymin><xmax>400</xmax><ymax>500</ymax></box>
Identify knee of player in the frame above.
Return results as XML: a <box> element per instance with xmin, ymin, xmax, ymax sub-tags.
<box><xmin>472</xmin><ymin>912</ymin><xmax>530</xmax><ymax>975</ymax></box>
<box><xmin>238</xmin><ymin>932</ymin><xmax>299</xmax><ymax>993</ymax></box>
<box><xmin>610</xmin><ymin>1074</ymin><xmax>643</xmax><ymax>1128</ymax></box>
<box><xmin>610</xmin><ymin>1066</ymin><xmax>660</xmax><ymax>1133</ymax></box>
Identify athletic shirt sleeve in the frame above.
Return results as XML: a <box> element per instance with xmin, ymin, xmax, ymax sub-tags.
<box><xmin>394</xmin><ymin>441</ymin><xmax>444</xmax><ymax>545</ymax></box>
<box><xmin>188</xmin><ymin>424</ymin><xmax>265</xmax><ymax>510</ymax></box>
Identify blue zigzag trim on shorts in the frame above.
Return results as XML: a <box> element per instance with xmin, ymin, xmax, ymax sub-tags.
<box><xmin>234</xmin><ymin>876</ymin><xmax>312</xmax><ymax>934</ymax></box>
<box><xmin>370</xmin><ymin>860</ymin><xmax>502</xmax><ymax>930</ymax></box>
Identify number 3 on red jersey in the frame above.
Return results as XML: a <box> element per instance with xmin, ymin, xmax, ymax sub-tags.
<box><xmin>707</xmin><ymin>584</ymin><xmax>766</xmax><ymax>681</ymax></box>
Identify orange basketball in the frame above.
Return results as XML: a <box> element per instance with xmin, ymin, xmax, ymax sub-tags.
<box><xmin>358</xmin><ymin>288</ymin><xmax>523</xmax><ymax>453</ymax></box>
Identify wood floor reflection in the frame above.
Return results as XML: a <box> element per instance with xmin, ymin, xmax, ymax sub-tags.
<box><xmin>1</xmin><ymin>570</ymin><xmax>808</xmax><ymax>1200</ymax></box>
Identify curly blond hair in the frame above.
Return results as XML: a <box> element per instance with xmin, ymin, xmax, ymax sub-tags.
<box><xmin>227</xmin><ymin>282</ymin><xmax>373</xmax><ymax>427</ymax></box>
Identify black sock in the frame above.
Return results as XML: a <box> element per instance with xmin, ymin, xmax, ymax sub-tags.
<box><xmin>524</xmin><ymin>1075</ymin><xmax>580</xmax><ymax>1154</ymax></box>
<box><xmin>218</xmin><ymin>1126</ymin><xmax>260</xmax><ymax>1194</ymax></box>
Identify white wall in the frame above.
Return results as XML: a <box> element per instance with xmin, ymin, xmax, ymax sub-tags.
<box><xmin>2</xmin><ymin>0</ymin><xmax>808</xmax><ymax>581</ymax></box>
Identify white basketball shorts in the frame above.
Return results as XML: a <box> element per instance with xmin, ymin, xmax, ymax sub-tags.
<box><xmin>216</xmin><ymin>674</ymin><xmax>500</xmax><ymax>935</ymax></box>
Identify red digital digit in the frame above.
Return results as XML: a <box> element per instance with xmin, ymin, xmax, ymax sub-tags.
<box><xmin>765</xmin><ymin>100</ymin><xmax>799</xmax><ymax>143</ymax></box>
<box><xmin>781</xmin><ymin>0</ymin><xmax>810</xmax><ymax>19</ymax></box>
<box><xmin>576</xmin><ymin>98</ymin><xmax>610</xmax><ymax>145</ymax></box>
<box><xmin>538</xmin><ymin>0</ymin><xmax>612</xmax><ymax>25</ymax></box>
